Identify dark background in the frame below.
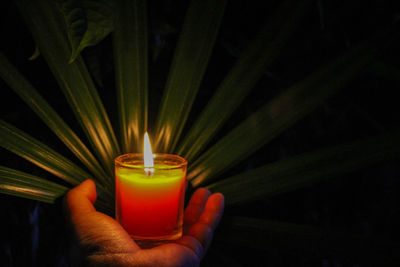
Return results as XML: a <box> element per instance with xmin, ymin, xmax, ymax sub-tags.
<box><xmin>1</xmin><ymin>0</ymin><xmax>400</xmax><ymax>266</ymax></box>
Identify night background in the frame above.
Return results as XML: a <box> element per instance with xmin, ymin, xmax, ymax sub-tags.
<box><xmin>1</xmin><ymin>0</ymin><xmax>400</xmax><ymax>266</ymax></box>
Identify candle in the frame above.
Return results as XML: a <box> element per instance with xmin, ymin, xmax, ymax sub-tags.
<box><xmin>115</xmin><ymin>133</ymin><xmax>187</xmax><ymax>247</ymax></box>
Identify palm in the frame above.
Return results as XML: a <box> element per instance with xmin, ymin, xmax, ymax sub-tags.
<box><xmin>1</xmin><ymin>0</ymin><xmax>398</xmax><ymax>265</ymax></box>
<box><xmin>64</xmin><ymin>180</ymin><xmax>224</xmax><ymax>266</ymax></box>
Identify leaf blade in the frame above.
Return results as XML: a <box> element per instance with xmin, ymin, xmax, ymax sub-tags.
<box><xmin>0</xmin><ymin>52</ymin><xmax>111</xmax><ymax>188</ymax></box>
<box><xmin>56</xmin><ymin>0</ymin><xmax>114</xmax><ymax>62</ymax></box>
<box><xmin>0</xmin><ymin>166</ymin><xmax>68</xmax><ymax>203</ymax></box>
<box><xmin>177</xmin><ymin>0</ymin><xmax>313</xmax><ymax>162</ymax></box>
<box><xmin>74</xmin><ymin>0</ymin><xmax>114</xmax><ymax>62</ymax></box>
<box><xmin>113</xmin><ymin>0</ymin><xmax>148</xmax><ymax>153</ymax></box>
<box><xmin>56</xmin><ymin>0</ymin><xmax>87</xmax><ymax>62</ymax></box>
<box><xmin>16</xmin><ymin>0</ymin><xmax>120</xmax><ymax>175</ymax></box>
<box><xmin>208</xmin><ymin>131</ymin><xmax>400</xmax><ymax>205</ymax></box>
<box><xmin>0</xmin><ymin>120</ymin><xmax>90</xmax><ymax>186</ymax></box>
<box><xmin>154</xmin><ymin>0</ymin><xmax>228</xmax><ymax>153</ymax></box>
<box><xmin>189</xmin><ymin>43</ymin><xmax>376</xmax><ymax>186</ymax></box>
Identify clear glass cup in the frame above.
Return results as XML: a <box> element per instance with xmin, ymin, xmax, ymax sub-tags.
<box><xmin>115</xmin><ymin>153</ymin><xmax>187</xmax><ymax>248</ymax></box>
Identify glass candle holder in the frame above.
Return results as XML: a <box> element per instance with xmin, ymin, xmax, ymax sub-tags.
<box><xmin>115</xmin><ymin>153</ymin><xmax>187</xmax><ymax>248</ymax></box>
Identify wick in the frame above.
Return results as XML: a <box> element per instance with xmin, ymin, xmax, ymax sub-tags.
<box><xmin>144</xmin><ymin>168</ymin><xmax>154</xmax><ymax>176</ymax></box>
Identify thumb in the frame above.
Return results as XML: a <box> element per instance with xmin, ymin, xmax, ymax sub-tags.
<box><xmin>64</xmin><ymin>179</ymin><xmax>97</xmax><ymax>220</ymax></box>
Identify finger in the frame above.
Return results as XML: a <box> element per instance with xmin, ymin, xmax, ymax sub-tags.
<box><xmin>196</xmin><ymin>193</ymin><xmax>224</xmax><ymax>231</ymax></box>
<box><xmin>187</xmin><ymin>193</ymin><xmax>224</xmax><ymax>254</ymax></box>
<box><xmin>64</xmin><ymin>179</ymin><xmax>97</xmax><ymax>220</ymax></box>
<box><xmin>175</xmin><ymin>235</ymin><xmax>204</xmax><ymax>259</ymax></box>
<box><xmin>183</xmin><ymin>188</ymin><xmax>211</xmax><ymax>231</ymax></box>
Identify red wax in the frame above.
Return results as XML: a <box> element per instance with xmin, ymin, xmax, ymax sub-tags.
<box><xmin>115</xmin><ymin>165</ymin><xmax>186</xmax><ymax>238</ymax></box>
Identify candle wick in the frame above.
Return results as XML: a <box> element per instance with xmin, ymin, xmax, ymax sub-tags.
<box><xmin>144</xmin><ymin>168</ymin><xmax>154</xmax><ymax>176</ymax></box>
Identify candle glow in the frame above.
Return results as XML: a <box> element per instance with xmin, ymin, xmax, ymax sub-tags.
<box><xmin>115</xmin><ymin>134</ymin><xmax>187</xmax><ymax>246</ymax></box>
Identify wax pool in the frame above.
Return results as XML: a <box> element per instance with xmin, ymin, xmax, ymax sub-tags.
<box><xmin>115</xmin><ymin>160</ymin><xmax>186</xmax><ymax>239</ymax></box>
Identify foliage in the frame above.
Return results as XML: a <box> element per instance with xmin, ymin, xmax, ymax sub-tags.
<box><xmin>1</xmin><ymin>0</ymin><xmax>399</xmax><ymax>265</ymax></box>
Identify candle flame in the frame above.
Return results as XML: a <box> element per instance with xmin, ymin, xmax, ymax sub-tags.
<box><xmin>144</xmin><ymin>132</ymin><xmax>154</xmax><ymax>175</ymax></box>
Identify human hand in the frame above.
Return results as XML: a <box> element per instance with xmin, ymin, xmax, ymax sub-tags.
<box><xmin>63</xmin><ymin>180</ymin><xmax>225</xmax><ymax>267</ymax></box>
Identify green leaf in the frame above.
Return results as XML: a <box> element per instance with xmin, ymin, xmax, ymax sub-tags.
<box><xmin>154</xmin><ymin>0</ymin><xmax>228</xmax><ymax>153</ymax></box>
<box><xmin>75</xmin><ymin>0</ymin><xmax>114</xmax><ymax>62</ymax></box>
<box><xmin>56</xmin><ymin>0</ymin><xmax>87</xmax><ymax>62</ymax></box>
<box><xmin>189</xmin><ymin>43</ymin><xmax>376</xmax><ymax>186</ymax></box>
<box><xmin>0</xmin><ymin>166</ymin><xmax>68</xmax><ymax>203</ymax></box>
<box><xmin>16</xmin><ymin>0</ymin><xmax>120</xmax><ymax>176</ymax></box>
<box><xmin>0</xmin><ymin>167</ymin><xmax>112</xmax><ymax>212</ymax></box>
<box><xmin>216</xmin><ymin>217</ymin><xmax>400</xmax><ymax>265</ymax></box>
<box><xmin>0</xmin><ymin>120</ymin><xmax>91</xmax><ymax>186</ymax></box>
<box><xmin>208</xmin><ymin>131</ymin><xmax>400</xmax><ymax>205</ymax></box>
<box><xmin>0</xmin><ymin>52</ymin><xmax>111</xmax><ymax>189</ymax></box>
<box><xmin>113</xmin><ymin>0</ymin><xmax>148</xmax><ymax>153</ymax></box>
<box><xmin>177</xmin><ymin>0</ymin><xmax>313</xmax><ymax>162</ymax></box>
<box><xmin>56</xmin><ymin>0</ymin><xmax>114</xmax><ymax>63</ymax></box>
<box><xmin>0</xmin><ymin>120</ymin><xmax>114</xmax><ymax>204</ymax></box>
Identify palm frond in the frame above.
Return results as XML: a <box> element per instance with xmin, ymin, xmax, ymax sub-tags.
<box><xmin>154</xmin><ymin>0</ymin><xmax>227</xmax><ymax>153</ymax></box>
<box><xmin>0</xmin><ymin>1</ymin><xmax>397</xmax><ymax>264</ymax></box>
<box><xmin>16</xmin><ymin>0</ymin><xmax>120</xmax><ymax>175</ymax></box>
<box><xmin>0</xmin><ymin>52</ymin><xmax>110</xmax><ymax>188</ymax></box>
<box><xmin>0</xmin><ymin>166</ymin><xmax>67</xmax><ymax>203</ymax></box>
<box><xmin>177</xmin><ymin>0</ymin><xmax>313</xmax><ymax>162</ymax></box>
<box><xmin>114</xmin><ymin>0</ymin><xmax>148</xmax><ymax>153</ymax></box>
<box><xmin>189</xmin><ymin>43</ymin><xmax>376</xmax><ymax>186</ymax></box>
<box><xmin>208</xmin><ymin>131</ymin><xmax>400</xmax><ymax>205</ymax></box>
<box><xmin>0</xmin><ymin>120</ymin><xmax>91</xmax><ymax>186</ymax></box>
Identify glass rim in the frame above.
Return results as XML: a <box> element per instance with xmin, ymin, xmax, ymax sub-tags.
<box><xmin>115</xmin><ymin>153</ymin><xmax>187</xmax><ymax>170</ymax></box>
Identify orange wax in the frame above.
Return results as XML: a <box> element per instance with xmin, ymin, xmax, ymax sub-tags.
<box><xmin>115</xmin><ymin>154</ymin><xmax>187</xmax><ymax>241</ymax></box>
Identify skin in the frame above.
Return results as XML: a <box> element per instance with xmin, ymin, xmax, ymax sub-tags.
<box><xmin>63</xmin><ymin>180</ymin><xmax>225</xmax><ymax>267</ymax></box>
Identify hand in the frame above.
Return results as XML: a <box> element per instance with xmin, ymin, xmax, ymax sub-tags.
<box><xmin>63</xmin><ymin>180</ymin><xmax>225</xmax><ymax>267</ymax></box>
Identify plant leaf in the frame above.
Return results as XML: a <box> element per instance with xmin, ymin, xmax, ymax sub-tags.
<box><xmin>208</xmin><ymin>131</ymin><xmax>400</xmax><ymax>205</ymax></box>
<box><xmin>56</xmin><ymin>0</ymin><xmax>114</xmax><ymax>63</ymax></box>
<box><xmin>55</xmin><ymin>0</ymin><xmax>87</xmax><ymax>63</ymax></box>
<box><xmin>0</xmin><ymin>52</ymin><xmax>111</xmax><ymax>189</ymax></box>
<box><xmin>154</xmin><ymin>0</ymin><xmax>228</xmax><ymax>153</ymax></box>
<box><xmin>113</xmin><ymin>0</ymin><xmax>148</xmax><ymax>153</ymax></box>
<box><xmin>189</xmin><ymin>43</ymin><xmax>376</xmax><ymax>186</ymax></box>
<box><xmin>0</xmin><ymin>166</ymin><xmax>68</xmax><ymax>203</ymax></box>
<box><xmin>177</xmin><ymin>0</ymin><xmax>313</xmax><ymax>162</ymax></box>
<box><xmin>0</xmin><ymin>167</ymin><xmax>112</xmax><ymax>212</ymax></box>
<box><xmin>0</xmin><ymin>120</ymin><xmax>92</xmax><ymax>186</ymax></box>
<box><xmin>16</xmin><ymin>0</ymin><xmax>120</xmax><ymax>176</ymax></box>
<box><xmin>74</xmin><ymin>0</ymin><xmax>114</xmax><ymax>62</ymax></box>
<box><xmin>216</xmin><ymin>216</ymin><xmax>400</xmax><ymax>265</ymax></box>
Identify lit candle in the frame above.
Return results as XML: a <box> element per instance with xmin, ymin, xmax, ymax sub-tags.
<box><xmin>115</xmin><ymin>133</ymin><xmax>187</xmax><ymax>247</ymax></box>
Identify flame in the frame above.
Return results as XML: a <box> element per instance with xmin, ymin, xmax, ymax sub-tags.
<box><xmin>144</xmin><ymin>132</ymin><xmax>154</xmax><ymax>175</ymax></box>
